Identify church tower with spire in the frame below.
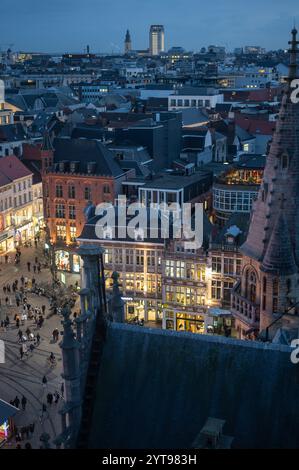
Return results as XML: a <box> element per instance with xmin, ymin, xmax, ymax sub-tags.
<box><xmin>231</xmin><ymin>29</ymin><xmax>299</xmax><ymax>340</ymax></box>
<box><xmin>124</xmin><ymin>29</ymin><xmax>132</xmax><ymax>54</ymax></box>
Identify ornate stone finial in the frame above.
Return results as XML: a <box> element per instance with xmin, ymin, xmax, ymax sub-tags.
<box><xmin>112</xmin><ymin>271</ymin><xmax>120</xmax><ymax>284</ymax></box>
<box><xmin>288</xmin><ymin>27</ymin><xmax>299</xmax><ymax>80</ymax></box>
<box><xmin>40</xmin><ymin>432</ymin><xmax>51</xmax><ymax>449</ymax></box>
<box><xmin>62</xmin><ymin>304</ymin><xmax>71</xmax><ymax>321</ymax></box>
<box><xmin>60</xmin><ymin>304</ymin><xmax>78</xmax><ymax>350</ymax></box>
<box><xmin>110</xmin><ymin>272</ymin><xmax>125</xmax><ymax>323</ymax></box>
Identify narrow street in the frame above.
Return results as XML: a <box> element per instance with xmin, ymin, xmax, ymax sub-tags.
<box><xmin>0</xmin><ymin>243</ymin><xmax>72</xmax><ymax>449</ymax></box>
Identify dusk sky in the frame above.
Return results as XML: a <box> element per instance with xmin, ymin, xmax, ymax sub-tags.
<box><xmin>1</xmin><ymin>0</ymin><xmax>299</xmax><ymax>53</ymax></box>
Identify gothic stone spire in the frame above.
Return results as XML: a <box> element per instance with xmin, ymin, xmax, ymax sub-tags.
<box><xmin>241</xmin><ymin>28</ymin><xmax>299</xmax><ymax>269</ymax></box>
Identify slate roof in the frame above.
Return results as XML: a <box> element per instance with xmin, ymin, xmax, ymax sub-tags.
<box><xmin>234</xmin><ymin>154</ymin><xmax>266</xmax><ymax>169</ymax></box>
<box><xmin>84</xmin><ymin>323</ymin><xmax>299</xmax><ymax>449</ymax></box>
<box><xmin>0</xmin><ymin>123</ymin><xmax>27</xmax><ymax>143</ymax></box>
<box><xmin>7</xmin><ymin>92</ymin><xmax>78</xmax><ymax>112</ymax></box>
<box><xmin>52</xmin><ymin>137</ymin><xmax>125</xmax><ymax>178</ymax></box>
<box><xmin>212</xmin><ymin>212</ymin><xmax>250</xmax><ymax>247</ymax></box>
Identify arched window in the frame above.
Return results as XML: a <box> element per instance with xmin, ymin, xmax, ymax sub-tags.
<box><xmin>281</xmin><ymin>154</ymin><xmax>288</xmax><ymax>169</ymax></box>
<box><xmin>273</xmin><ymin>278</ymin><xmax>279</xmax><ymax>313</ymax></box>
<box><xmin>249</xmin><ymin>271</ymin><xmax>257</xmax><ymax>303</ymax></box>
<box><xmin>262</xmin><ymin>276</ymin><xmax>267</xmax><ymax>310</ymax></box>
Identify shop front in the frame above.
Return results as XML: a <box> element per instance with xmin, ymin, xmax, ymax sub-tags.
<box><xmin>163</xmin><ymin>308</ymin><xmax>207</xmax><ymax>334</ymax></box>
<box><xmin>14</xmin><ymin>222</ymin><xmax>34</xmax><ymax>246</ymax></box>
<box><xmin>55</xmin><ymin>250</ymin><xmax>81</xmax><ymax>273</ymax></box>
<box><xmin>0</xmin><ymin>231</ymin><xmax>14</xmax><ymax>254</ymax></box>
<box><xmin>0</xmin><ymin>399</ymin><xmax>18</xmax><ymax>447</ymax></box>
<box><xmin>205</xmin><ymin>308</ymin><xmax>234</xmax><ymax>337</ymax></box>
<box><xmin>124</xmin><ymin>298</ymin><xmax>163</xmax><ymax>324</ymax></box>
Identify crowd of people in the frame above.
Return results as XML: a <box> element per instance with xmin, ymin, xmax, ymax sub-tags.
<box><xmin>0</xmin><ymin>240</ymin><xmax>70</xmax><ymax>449</ymax></box>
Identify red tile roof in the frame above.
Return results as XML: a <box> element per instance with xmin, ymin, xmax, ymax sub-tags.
<box><xmin>0</xmin><ymin>155</ymin><xmax>32</xmax><ymax>184</ymax></box>
<box><xmin>235</xmin><ymin>115</ymin><xmax>276</xmax><ymax>135</ymax></box>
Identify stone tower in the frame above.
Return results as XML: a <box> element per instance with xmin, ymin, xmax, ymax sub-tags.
<box><xmin>231</xmin><ymin>29</ymin><xmax>299</xmax><ymax>339</ymax></box>
<box><xmin>124</xmin><ymin>30</ymin><xmax>132</xmax><ymax>54</ymax></box>
<box><xmin>41</xmin><ymin>130</ymin><xmax>54</xmax><ymax>174</ymax></box>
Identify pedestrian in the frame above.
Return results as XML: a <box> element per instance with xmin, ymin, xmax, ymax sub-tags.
<box><xmin>37</xmin><ymin>263</ymin><xmax>41</xmax><ymax>274</ymax></box>
<box><xmin>52</xmin><ymin>328</ymin><xmax>59</xmax><ymax>342</ymax></box>
<box><xmin>21</xmin><ymin>395</ymin><xmax>27</xmax><ymax>411</ymax></box>
<box><xmin>14</xmin><ymin>396</ymin><xmax>20</xmax><ymax>409</ymax></box>
<box><xmin>54</xmin><ymin>391</ymin><xmax>60</xmax><ymax>404</ymax></box>
<box><xmin>47</xmin><ymin>393</ymin><xmax>53</xmax><ymax>406</ymax></box>
<box><xmin>5</xmin><ymin>254</ymin><xmax>8</xmax><ymax>264</ymax></box>
<box><xmin>18</xmin><ymin>329</ymin><xmax>23</xmax><ymax>341</ymax></box>
<box><xmin>42</xmin><ymin>375</ymin><xmax>47</xmax><ymax>388</ymax></box>
<box><xmin>29</xmin><ymin>343</ymin><xmax>34</xmax><ymax>354</ymax></box>
<box><xmin>36</xmin><ymin>333</ymin><xmax>40</xmax><ymax>346</ymax></box>
<box><xmin>32</xmin><ymin>277</ymin><xmax>36</xmax><ymax>286</ymax></box>
<box><xmin>19</xmin><ymin>347</ymin><xmax>24</xmax><ymax>360</ymax></box>
<box><xmin>25</xmin><ymin>327</ymin><xmax>31</xmax><ymax>337</ymax></box>
<box><xmin>60</xmin><ymin>382</ymin><xmax>64</xmax><ymax>398</ymax></box>
<box><xmin>21</xmin><ymin>275</ymin><xmax>25</xmax><ymax>286</ymax></box>
<box><xmin>40</xmin><ymin>403</ymin><xmax>47</xmax><ymax>423</ymax></box>
<box><xmin>35</xmin><ymin>256</ymin><xmax>38</xmax><ymax>264</ymax></box>
<box><xmin>41</xmin><ymin>305</ymin><xmax>46</xmax><ymax>315</ymax></box>
<box><xmin>29</xmin><ymin>423</ymin><xmax>35</xmax><ymax>435</ymax></box>
<box><xmin>27</xmin><ymin>261</ymin><xmax>31</xmax><ymax>272</ymax></box>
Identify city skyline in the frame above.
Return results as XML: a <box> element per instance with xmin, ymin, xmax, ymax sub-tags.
<box><xmin>1</xmin><ymin>0</ymin><xmax>299</xmax><ymax>53</ymax></box>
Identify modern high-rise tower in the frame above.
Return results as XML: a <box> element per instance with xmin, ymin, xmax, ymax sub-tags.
<box><xmin>149</xmin><ymin>25</ymin><xmax>165</xmax><ymax>55</ymax></box>
<box><xmin>124</xmin><ymin>30</ymin><xmax>132</xmax><ymax>54</ymax></box>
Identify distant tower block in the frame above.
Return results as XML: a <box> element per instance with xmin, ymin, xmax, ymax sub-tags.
<box><xmin>124</xmin><ymin>30</ymin><xmax>132</xmax><ymax>54</ymax></box>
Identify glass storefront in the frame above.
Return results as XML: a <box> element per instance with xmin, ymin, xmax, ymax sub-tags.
<box><xmin>125</xmin><ymin>299</ymin><xmax>162</xmax><ymax>323</ymax></box>
<box><xmin>55</xmin><ymin>250</ymin><xmax>71</xmax><ymax>272</ymax></box>
<box><xmin>0</xmin><ymin>234</ymin><xmax>14</xmax><ymax>254</ymax></box>
<box><xmin>176</xmin><ymin>313</ymin><xmax>205</xmax><ymax>334</ymax></box>
<box><xmin>164</xmin><ymin>309</ymin><xmax>205</xmax><ymax>334</ymax></box>
<box><xmin>55</xmin><ymin>250</ymin><xmax>81</xmax><ymax>273</ymax></box>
